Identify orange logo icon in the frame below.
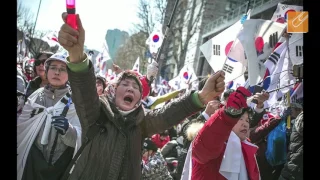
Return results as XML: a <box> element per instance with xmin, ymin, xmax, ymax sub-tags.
<box><xmin>287</xmin><ymin>11</ymin><xmax>308</xmax><ymax>33</ymax></box>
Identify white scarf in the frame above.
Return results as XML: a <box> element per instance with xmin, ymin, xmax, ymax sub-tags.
<box><xmin>219</xmin><ymin>131</ymin><xmax>259</xmax><ymax>180</ymax></box>
<box><xmin>17</xmin><ymin>89</ymin><xmax>82</xmax><ymax>180</ymax></box>
<box><xmin>180</xmin><ymin>144</ymin><xmax>193</xmax><ymax>180</ymax></box>
<box><xmin>181</xmin><ymin>132</ymin><xmax>259</xmax><ymax>180</ymax></box>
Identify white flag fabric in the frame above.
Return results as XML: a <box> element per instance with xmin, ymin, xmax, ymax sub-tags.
<box><xmin>146</xmin><ymin>23</ymin><xmax>164</xmax><ymax>55</ymax></box>
<box><xmin>132</xmin><ymin>57</ymin><xmax>140</xmax><ymax>73</ymax></box>
<box><xmin>270</xmin><ymin>3</ymin><xmax>303</xmax><ymax>23</ymax></box>
<box><xmin>200</xmin><ymin>13</ymin><xmax>250</xmax><ymax>83</ymax></box>
<box><xmin>179</xmin><ymin>65</ymin><xmax>198</xmax><ymax>89</ymax></box>
<box><xmin>97</xmin><ymin>41</ymin><xmax>111</xmax><ymax>78</ymax></box>
<box><xmin>279</xmin><ymin>48</ymin><xmax>295</xmax><ymax>94</ymax></box>
<box><xmin>265</xmin><ymin>43</ymin><xmax>288</xmax><ymax>107</ymax></box>
<box><xmin>226</xmin><ymin>75</ymin><xmax>246</xmax><ymax>90</ymax></box>
<box><xmin>288</xmin><ymin>33</ymin><xmax>303</xmax><ymax>65</ymax></box>
<box><xmin>264</xmin><ymin>41</ymin><xmax>287</xmax><ymax>76</ymax></box>
<box><xmin>168</xmin><ymin>75</ymin><xmax>181</xmax><ymax>90</ymax></box>
<box><xmin>238</xmin><ymin>19</ymin><xmax>286</xmax><ymax>86</ymax></box>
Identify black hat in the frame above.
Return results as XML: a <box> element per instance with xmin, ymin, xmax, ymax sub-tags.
<box><xmin>143</xmin><ymin>138</ymin><xmax>158</xmax><ymax>151</ymax></box>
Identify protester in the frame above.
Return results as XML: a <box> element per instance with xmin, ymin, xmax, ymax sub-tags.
<box><xmin>17</xmin><ymin>53</ymin><xmax>82</xmax><ymax>180</ymax></box>
<box><xmin>279</xmin><ymin>111</ymin><xmax>303</xmax><ymax>180</ymax></box>
<box><xmin>58</xmin><ymin>12</ymin><xmax>225</xmax><ymax>180</ymax></box>
<box><xmin>25</xmin><ymin>52</ymin><xmax>54</xmax><ymax>101</ymax></box>
<box><xmin>191</xmin><ymin>87</ymin><xmax>261</xmax><ymax>180</ymax></box>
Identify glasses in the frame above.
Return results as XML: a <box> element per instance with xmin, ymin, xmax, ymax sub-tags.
<box><xmin>35</xmin><ymin>59</ymin><xmax>46</xmax><ymax>66</ymax></box>
<box><xmin>48</xmin><ymin>66</ymin><xmax>67</xmax><ymax>73</ymax></box>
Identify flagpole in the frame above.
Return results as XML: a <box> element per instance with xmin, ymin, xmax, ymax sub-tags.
<box><xmin>148</xmin><ymin>0</ymin><xmax>180</xmax><ymax>87</ymax></box>
<box><xmin>32</xmin><ymin>0</ymin><xmax>43</xmax><ymax>38</ymax></box>
<box><xmin>246</xmin><ymin>0</ymin><xmax>251</xmax><ymax>13</ymax></box>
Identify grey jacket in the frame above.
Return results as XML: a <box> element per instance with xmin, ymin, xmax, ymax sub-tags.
<box><xmin>67</xmin><ymin>61</ymin><xmax>203</xmax><ymax>180</ymax></box>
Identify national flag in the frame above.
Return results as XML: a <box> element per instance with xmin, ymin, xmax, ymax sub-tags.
<box><xmin>226</xmin><ymin>75</ymin><xmax>246</xmax><ymax>90</ymax></box>
<box><xmin>96</xmin><ymin>41</ymin><xmax>111</xmax><ymax>78</ymax></box>
<box><xmin>288</xmin><ymin>33</ymin><xmax>303</xmax><ymax>65</ymax></box>
<box><xmin>132</xmin><ymin>57</ymin><xmax>140</xmax><ymax>73</ymax></box>
<box><xmin>200</xmin><ymin>12</ymin><xmax>250</xmax><ymax>83</ymax></box>
<box><xmin>179</xmin><ymin>65</ymin><xmax>198</xmax><ymax>89</ymax></box>
<box><xmin>270</xmin><ymin>3</ymin><xmax>303</xmax><ymax>23</ymax></box>
<box><xmin>146</xmin><ymin>23</ymin><xmax>164</xmax><ymax>55</ymax></box>
<box><xmin>238</xmin><ymin>19</ymin><xmax>286</xmax><ymax>86</ymax></box>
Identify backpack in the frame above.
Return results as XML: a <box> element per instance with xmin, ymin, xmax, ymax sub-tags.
<box><xmin>265</xmin><ymin>118</ymin><xmax>287</xmax><ymax>166</ymax></box>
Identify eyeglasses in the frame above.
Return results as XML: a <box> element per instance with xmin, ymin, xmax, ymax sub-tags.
<box><xmin>48</xmin><ymin>66</ymin><xmax>67</xmax><ymax>73</ymax></box>
<box><xmin>35</xmin><ymin>59</ymin><xmax>46</xmax><ymax>66</ymax></box>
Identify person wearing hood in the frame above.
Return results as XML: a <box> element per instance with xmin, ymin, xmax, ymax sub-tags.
<box><xmin>25</xmin><ymin>52</ymin><xmax>54</xmax><ymax>101</ymax></box>
<box><xmin>57</xmin><ymin>12</ymin><xmax>226</xmax><ymax>180</ymax></box>
<box><xmin>17</xmin><ymin>53</ymin><xmax>82</xmax><ymax>180</ymax></box>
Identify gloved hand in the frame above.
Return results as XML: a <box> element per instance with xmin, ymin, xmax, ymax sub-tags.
<box><xmin>51</xmin><ymin>116</ymin><xmax>69</xmax><ymax>135</ymax></box>
<box><xmin>147</xmin><ymin>60</ymin><xmax>158</xmax><ymax>81</ymax></box>
<box><xmin>225</xmin><ymin>86</ymin><xmax>251</xmax><ymax>118</ymax></box>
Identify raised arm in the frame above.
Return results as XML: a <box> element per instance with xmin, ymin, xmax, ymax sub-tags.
<box><xmin>192</xmin><ymin>108</ymin><xmax>238</xmax><ymax>164</ymax></box>
<box><xmin>142</xmin><ymin>71</ymin><xmax>226</xmax><ymax>137</ymax></box>
<box><xmin>143</xmin><ymin>91</ymin><xmax>204</xmax><ymax>136</ymax></box>
<box><xmin>67</xmin><ymin>58</ymin><xmax>100</xmax><ymax>137</ymax></box>
<box><xmin>58</xmin><ymin>12</ymin><xmax>100</xmax><ymax>137</ymax></box>
<box><xmin>249</xmin><ymin>117</ymin><xmax>281</xmax><ymax>143</ymax></box>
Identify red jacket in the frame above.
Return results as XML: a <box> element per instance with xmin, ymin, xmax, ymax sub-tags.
<box><xmin>192</xmin><ymin>108</ymin><xmax>260</xmax><ymax>180</ymax></box>
<box><xmin>151</xmin><ymin>134</ymin><xmax>170</xmax><ymax>149</ymax></box>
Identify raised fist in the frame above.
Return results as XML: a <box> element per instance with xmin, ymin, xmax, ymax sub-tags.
<box><xmin>224</xmin><ymin>86</ymin><xmax>251</xmax><ymax>118</ymax></box>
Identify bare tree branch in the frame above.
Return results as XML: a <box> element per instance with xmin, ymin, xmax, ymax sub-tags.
<box><xmin>17</xmin><ymin>2</ymin><xmax>54</xmax><ymax>57</ymax></box>
<box><xmin>154</xmin><ymin>0</ymin><xmax>167</xmax><ymax>23</ymax></box>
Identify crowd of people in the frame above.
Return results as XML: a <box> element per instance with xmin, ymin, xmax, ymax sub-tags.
<box><xmin>17</xmin><ymin>10</ymin><xmax>303</xmax><ymax>180</ymax></box>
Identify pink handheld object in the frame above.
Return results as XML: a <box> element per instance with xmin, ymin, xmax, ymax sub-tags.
<box><xmin>66</xmin><ymin>0</ymin><xmax>78</xmax><ymax>30</ymax></box>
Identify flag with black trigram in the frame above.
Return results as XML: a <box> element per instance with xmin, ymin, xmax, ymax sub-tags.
<box><xmin>268</xmin><ymin>51</ymin><xmax>280</xmax><ymax>65</ymax></box>
<box><xmin>289</xmin><ymin>33</ymin><xmax>303</xmax><ymax>65</ymax></box>
<box><xmin>222</xmin><ymin>64</ymin><xmax>234</xmax><ymax>74</ymax></box>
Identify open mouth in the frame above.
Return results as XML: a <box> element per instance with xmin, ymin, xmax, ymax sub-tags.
<box><xmin>52</xmin><ymin>77</ymin><xmax>60</xmax><ymax>80</ymax></box>
<box><xmin>240</xmin><ymin>129</ymin><xmax>248</xmax><ymax>134</ymax></box>
<box><xmin>123</xmin><ymin>95</ymin><xmax>134</xmax><ymax>104</ymax></box>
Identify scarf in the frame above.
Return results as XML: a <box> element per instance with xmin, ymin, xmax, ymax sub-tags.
<box><xmin>104</xmin><ymin>71</ymin><xmax>143</xmax><ymax>116</ymax></box>
<box><xmin>17</xmin><ymin>88</ymin><xmax>82</xmax><ymax>180</ymax></box>
<box><xmin>219</xmin><ymin>131</ymin><xmax>260</xmax><ymax>180</ymax></box>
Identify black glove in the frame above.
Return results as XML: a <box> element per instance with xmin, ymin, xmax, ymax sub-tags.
<box><xmin>51</xmin><ymin>116</ymin><xmax>69</xmax><ymax>135</ymax></box>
